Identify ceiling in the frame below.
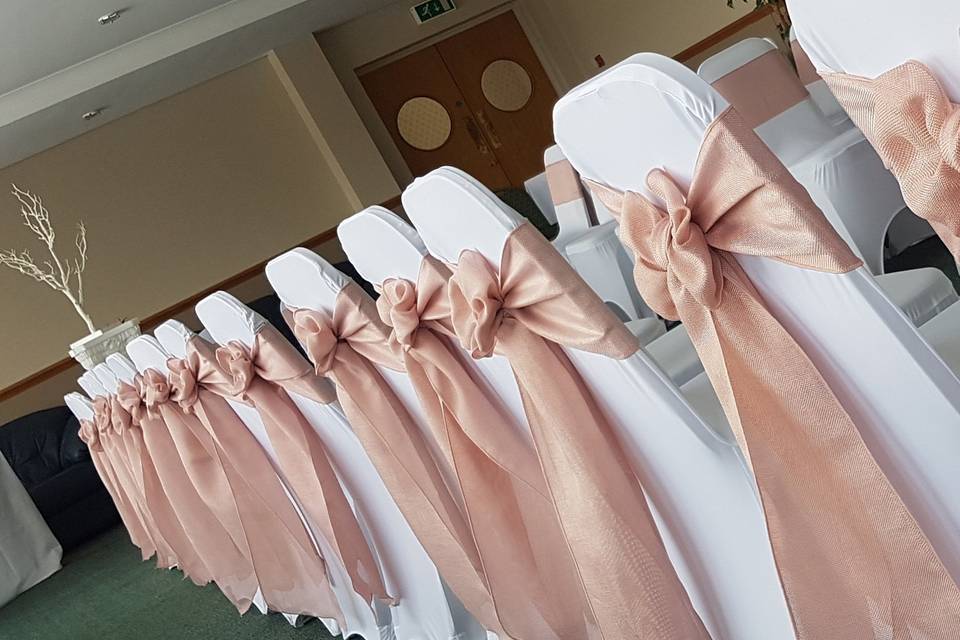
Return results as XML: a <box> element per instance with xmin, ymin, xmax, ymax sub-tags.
<box><xmin>0</xmin><ymin>0</ymin><xmax>395</xmax><ymax>169</ymax></box>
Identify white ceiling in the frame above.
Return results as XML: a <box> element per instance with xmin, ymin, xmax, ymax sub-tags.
<box><xmin>0</xmin><ymin>0</ymin><xmax>394</xmax><ymax>169</ymax></box>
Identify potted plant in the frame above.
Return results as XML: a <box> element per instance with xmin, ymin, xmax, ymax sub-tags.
<box><xmin>0</xmin><ymin>185</ymin><xmax>139</xmax><ymax>369</ymax></box>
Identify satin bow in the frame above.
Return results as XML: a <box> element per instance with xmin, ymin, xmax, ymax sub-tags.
<box><xmin>139</xmin><ymin>370</ymin><xmax>171</xmax><ymax>420</ymax></box>
<box><xmin>289</xmin><ymin>311</ymin><xmax>342</xmax><ymax>375</ymax></box>
<box><xmin>378</xmin><ymin>279</ymin><xmax>422</xmax><ymax>349</ymax></box>
<box><xmin>110</xmin><ymin>395</ymin><xmax>135</xmax><ymax>433</ymax></box>
<box><xmin>166</xmin><ymin>357</ymin><xmax>200</xmax><ymax>413</ymax></box>
<box><xmin>447</xmin><ymin>251</ymin><xmax>504</xmax><ymax>359</ymax></box>
<box><xmin>628</xmin><ymin>169</ymin><xmax>724</xmax><ymax>316</ymax></box>
<box><xmin>92</xmin><ymin>396</ymin><xmax>113</xmax><ymax>435</ymax></box>
<box><xmin>117</xmin><ymin>379</ymin><xmax>146</xmax><ymax>425</ymax></box>
<box><xmin>215</xmin><ymin>342</ymin><xmax>256</xmax><ymax>398</ymax></box>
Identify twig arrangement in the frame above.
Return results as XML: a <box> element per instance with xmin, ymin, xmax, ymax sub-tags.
<box><xmin>0</xmin><ymin>184</ymin><xmax>96</xmax><ymax>333</ymax></box>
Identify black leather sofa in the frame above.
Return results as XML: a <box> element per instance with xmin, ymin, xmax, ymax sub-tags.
<box><xmin>0</xmin><ymin>406</ymin><xmax>119</xmax><ymax>552</ymax></box>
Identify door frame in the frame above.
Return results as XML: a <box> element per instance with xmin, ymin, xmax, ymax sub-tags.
<box><xmin>355</xmin><ymin>3</ymin><xmax>571</xmax><ymax>187</ymax></box>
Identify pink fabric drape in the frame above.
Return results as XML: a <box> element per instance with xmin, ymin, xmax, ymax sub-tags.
<box><xmin>445</xmin><ymin>223</ymin><xmax>709</xmax><ymax>640</ymax></box>
<box><xmin>92</xmin><ymin>396</ymin><xmax>176</xmax><ymax>568</ymax></box>
<box><xmin>377</xmin><ymin>256</ymin><xmax>594</xmax><ymax>639</ymax></box>
<box><xmin>285</xmin><ymin>287</ymin><xmax>505</xmax><ymax>638</ymax></box>
<box><xmin>79</xmin><ymin>414</ymin><xmax>154</xmax><ymax>559</ymax></box>
<box><xmin>709</xmin><ymin>49</ymin><xmax>809</xmax><ymax>128</ymax></box>
<box><xmin>823</xmin><ymin>61</ymin><xmax>960</xmax><ymax>260</ymax></box>
<box><xmin>115</xmin><ymin>379</ymin><xmax>224</xmax><ymax>591</ymax></box>
<box><xmin>166</xmin><ymin>336</ymin><xmax>345</xmax><ymax>620</ymax></box>
<box><xmin>211</xmin><ymin>325</ymin><xmax>390</xmax><ymax>610</ymax></box>
<box><xmin>588</xmin><ymin>106</ymin><xmax>960</xmax><ymax>638</ymax></box>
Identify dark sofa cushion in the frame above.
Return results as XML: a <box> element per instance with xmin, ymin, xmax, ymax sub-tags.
<box><xmin>1</xmin><ymin>405</ymin><xmax>119</xmax><ymax>551</ymax></box>
<box><xmin>0</xmin><ymin>406</ymin><xmax>84</xmax><ymax>487</ymax></box>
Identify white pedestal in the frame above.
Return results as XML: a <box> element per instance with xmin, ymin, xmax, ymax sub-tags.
<box><xmin>68</xmin><ymin>320</ymin><xmax>141</xmax><ymax>370</ymax></box>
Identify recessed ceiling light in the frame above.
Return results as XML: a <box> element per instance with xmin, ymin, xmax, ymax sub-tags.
<box><xmin>98</xmin><ymin>10</ymin><xmax>122</xmax><ymax>25</ymax></box>
<box><xmin>82</xmin><ymin>109</ymin><xmax>102</xmax><ymax>121</ymax></box>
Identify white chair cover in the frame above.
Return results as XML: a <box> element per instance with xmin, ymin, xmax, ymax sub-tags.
<box><xmin>697</xmin><ymin>37</ymin><xmax>954</xmax><ymax>323</ymax></box>
<box><xmin>786</xmin><ymin>27</ymin><xmax>851</xmax><ymax>128</ymax></box>
<box><xmin>522</xmin><ymin>171</ymin><xmax>557</xmax><ymax>225</ymax></box>
<box><xmin>403</xmin><ymin>166</ymin><xmax>796</xmax><ymax>640</ymax></box>
<box><xmin>77</xmin><ymin>372</ymin><xmax>108</xmax><ymax>401</ymax></box>
<box><xmin>553</xmin><ymin>52</ymin><xmax>960</xmax><ymax>585</ymax></box>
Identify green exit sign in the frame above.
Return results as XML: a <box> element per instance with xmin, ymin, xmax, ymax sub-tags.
<box><xmin>411</xmin><ymin>0</ymin><xmax>456</xmax><ymax>24</ymax></box>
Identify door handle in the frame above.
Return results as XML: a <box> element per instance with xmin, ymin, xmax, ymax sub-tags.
<box><xmin>476</xmin><ymin>110</ymin><xmax>502</xmax><ymax>149</ymax></box>
<box><xmin>464</xmin><ymin>117</ymin><xmax>491</xmax><ymax>155</ymax></box>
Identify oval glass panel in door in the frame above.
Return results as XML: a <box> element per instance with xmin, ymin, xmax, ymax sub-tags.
<box><xmin>396</xmin><ymin>96</ymin><xmax>452</xmax><ymax>151</ymax></box>
<box><xmin>481</xmin><ymin>59</ymin><xmax>533</xmax><ymax>112</ymax></box>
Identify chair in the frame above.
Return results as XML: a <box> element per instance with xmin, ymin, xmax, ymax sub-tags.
<box><xmin>787</xmin><ymin>27</ymin><xmax>851</xmax><ymax>128</ymax></box>
<box><xmin>698</xmin><ymin>39</ymin><xmax>953</xmax><ymax>327</ymax></box>
<box><xmin>789</xmin><ymin>0</ymin><xmax>960</xmax><ymax>261</ymax></box>
<box><xmin>522</xmin><ymin>170</ymin><xmax>556</xmax><ymax>224</ymax></box>
<box><xmin>554</xmin><ymin>51</ymin><xmax>960</xmax><ymax>606</ymax></box>
<box><xmin>404</xmin><ymin>166</ymin><xmax>795</xmax><ymax>640</ymax></box>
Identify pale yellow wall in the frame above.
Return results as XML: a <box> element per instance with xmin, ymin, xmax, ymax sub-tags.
<box><xmin>315</xmin><ymin>0</ymin><xmax>754</xmax><ymax>186</ymax></box>
<box><xmin>0</xmin><ymin>57</ymin><xmax>356</xmax><ymax>391</ymax></box>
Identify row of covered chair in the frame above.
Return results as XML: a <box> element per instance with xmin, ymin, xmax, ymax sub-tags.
<box><xmin>66</xmin><ymin>4</ymin><xmax>960</xmax><ymax>637</ymax></box>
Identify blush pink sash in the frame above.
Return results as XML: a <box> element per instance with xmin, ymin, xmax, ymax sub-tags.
<box><xmin>285</xmin><ymin>286</ymin><xmax>505</xmax><ymax>637</ymax></box>
<box><xmin>588</xmin><ymin>106</ymin><xmax>960</xmax><ymax>637</ymax></box>
<box><xmin>116</xmin><ymin>379</ymin><xmax>219</xmax><ymax>589</ymax></box>
<box><xmin>79</xmin><ymin>414</ymin><xmax>154</xmax><ymax>559</ymax></box>
<box><xmin>710</xmin><ymin>49</ymin><xmax>809</xmax><ymax>128</ymax></box>
<box><xmin>823</xmin><ymin>61</ymin><xmax>960</xmax><ymax>260</ymax></box>
<box><xmin>377</xmin><ymin>256</ymin><xmax>593</xmax><ymax>639</ymax></box>
<box><xmin>138</xmin><ymin>369</ymin><xmax>265</xmax><ymax>613</ymax></box>
<box><xmin>212</xmin><ymin>325</ymin><xmax>390</xmax><ymax>610</ymax></box>
<box><xmin>447</xmin><ymin>223</ymin><xmax>709</xmax><ymax>640</ymax></box>
<box><xmin>93</xmin><ymin>396</ymin><xmax>174</xmax><ymax>567</ymax></box>
<box><xmin>167</xmin><ymin>337</ymin><xmax>345</xmax><ymax>619</ymax></box>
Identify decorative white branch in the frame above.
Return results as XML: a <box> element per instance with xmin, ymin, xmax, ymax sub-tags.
<box><xmin>0</xmin><ymin>185</ymin><xmax>96</xmax><ymax>333</ymax></box>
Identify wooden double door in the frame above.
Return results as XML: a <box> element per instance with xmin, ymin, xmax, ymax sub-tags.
<box><xmin>360</xmin><ymin>11</ymin><xmax>558</xmax><ymax>191</ymax></box>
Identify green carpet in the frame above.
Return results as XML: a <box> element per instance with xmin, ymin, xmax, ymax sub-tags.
<box><xmin>0</xmin><ymin>527</ymin><xmax>335</xmax><ymax>640</ymax></box>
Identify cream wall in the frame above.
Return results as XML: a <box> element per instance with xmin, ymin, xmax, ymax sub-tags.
<box><xmin>315</xmin><ymin>0</ymin><xmax>754</xmax><ymax>186</ymax></box>
<box><xmin>0</xmin><ymin>54</ymin><xmax>377</xmax><ymax>392</ymax></box>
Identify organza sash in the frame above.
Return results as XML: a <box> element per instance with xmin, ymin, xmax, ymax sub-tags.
<box><xmin>117</xmin><ymin>379</ymin><xmax>220</xmax><ymax>589</ymax></box>
<box><xmin>588</xmin><ymin>106</ymin><xmax>960</xmax><ymax>637</ymax></box>
<box><xmin>167</xmin><ymin>337</ymin><xmax>344</xmax><ymax>619</ymax></box>
<box><xmin>377</xmin><ymin>256</ymin><xmax>593</xmax><ymax>639</ymax></box>
<box><xmin>823</xmin><ymin>61</ymin><xmax>960</xmax><ymax>260</ymax></box>
<box><xmin>447</xmin><ymin>223</ymin><xmax>709</xmax><ymax>640</ymax></box>
<box><xmin>92</xmin><ymin>395</ymin><xmax>174</xmax><ymax>567</ymax></box>
<box><xmin>81</xmin><ymin>411</ymin><xmax>154</xmax><ymax>560</ymax></box>
<box><xmin>285</xmin><ymin>286</ymin><xmax>504</xmax><ymax>637</ymax></box>
<box><xmin>212</xmin><ymin>325</ymin><xmax>390</xmax><ymax>609</ymax></box>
